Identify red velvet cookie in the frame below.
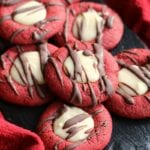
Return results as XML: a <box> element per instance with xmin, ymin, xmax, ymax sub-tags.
<box><xmin>54</xmin><ymin>2</ymin><xmax>124</xmax><ymax>50</ymax></box>
<box><xmin>45</xmin><ymin>42</ymin><xmax>119</xmax><ymax>107</ymax></box>
<box><xmin>0</xmin><ymin>0</ymin><xmax>66</xmax><ymax>44</ymax></box>
<box><xmin>37</xmin><ymin>102</ymin><xmax>112</xmax><ymax>150</ymax></box>
<box><xmin>0</xmin><ymin>43</ymin><xmax>57</xmax><ymax>106</ymax></box>
<box><xmin>105</xmin><ymin>48</ymin><xmax>150</xmax><ymax>119</ymax></box>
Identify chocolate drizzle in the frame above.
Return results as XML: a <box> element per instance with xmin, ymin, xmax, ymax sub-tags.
<box><xmin>0</xmin><ymin>15</ymin><xmax>11</xmax><ymax>24</ymax></box>
<box><xmin>66</xmin><ymin>44</ymin><xmax>82</xmax><ymax>79</ymax></box>
<box><xmin>140</xmin><ymin>66</ymin><xmax>150</xmax><ymax>79</ymax></box>
<box><xmin>106</xmin><ymin>16</ymin><xmax>114</xmax><ymax>28</ymax></box>
<box><xmin>88</xmin><ymin>83</ymin><xmax>97</xmax><ymax>107</ymax></box>
<box><xmin>77</xmin><ymin>13</ymin><xmax>86</xmax><ymax>41</ymax></box>
<box><xmin>4</xmin><ymin>44</ymin><xmax>49</xmax><ymax>98</ymax></box>
<box><xmin>117</xmin><ymin>56</ymin><xmax>150</xmax><ymax>104</ymax></box>
<box><xmin>122</xmin><ymin>50</ymin><xmax>138</xmax><ymax>55</ymax></box>
<box><xmin>12</xmin><ymin>5</ymin><xmax>45</xmax><ymax>17</ymax></box>
<box><xmin>120</xmin><ymin>50</ymin><xmax>139</xmax><ymax>65</ymax></box>
<box><xmin>0</xmin><ymin>0</ymin><xmax>21</xmax><ymax>6</ymax></box>
<box><xmin>45</xmin><ymin>2</ymin><xmax>64</xmax><ymax>7</ymax></box>
<box><xmin>144</xmin><ymin>95</ymin><xmax>150</xmax><ymax>103</ymax></box>
<box><xmin>103</xmin><ymin>75</ymin><xmax>114</xmax><ymax>95</ymax></box>
<box><xmin>146</xmin><ymin>64</ymin><xmax>150</xmax><ymax>71</ymax></box>
<box><xmin>101</xmin><ymin>6</ymin><xmax>115</xmax><ymax>29</ymax></box>
<box><xmin>7</xmin><ymin>55</ymin><xmax>27</xmax><ymax>85</ymax></box>
<box><xmin>34</xmin><ymin>16</ymin><xmax>61</xmax><ymax>29</ymax></box>
<box><xmin>26</xmin><ymin>7</ymin><xmax>45</xmax><ymax>17</ymax></box>
<box><xmin>39</xmin><ymin>105</ymin><xmax>92</xmax><ymax>145</ymax></box>
<box><xmin>74</xmin><ymin>6</ymin><xmax>114</xmax><ymax>42</ymax></box>
<box><xmin>64</xmin><ymin>8</ymin><xmax>70</xmax><ymax>42</ymax></box>
<box><xmin>95</xmin><ymin>17</ymin><xmax>104</xmax><ymax>42</ymax></box>
<box><xmin>38</xmin><ymin>112</ymin><xmax>60</xmax><ymax>135</ymax></box>
<box><xmin>70</xmin><ymin>80</ymin><xmax>82</xmax><ymax>104</ymax></box>
<box><xmin>10</xmin><ymin>28</ymin><xmax>25</xmax><ymax>43</ymax></box>
<box><xmin>32</xmin><ymin>30</ymin><xmax>48</xmax><ymax>42</ymax></box>
<box><xmin>123</xmin><ymin>54</ymin><xmax>138</xmax><ymax>65</ymax></box>
<box><xmin>116</xmin><ymin>87</ymin><xmax>135</xmax><ymax>104</ymax></box>
<box><xmin>82</xmin><ymin>84</ymin><xmax>87</xmax><ymax>91</ymax></box>
<box><xmin>5</xmin><ymin>75</ymin><xmax>19</xmax><ymax>95</ymax></box>
<box><xmin>38</xmin><ymin>43</ymin><xmax>50</xmax><ymax>71</ymax></box>
<box><xmin>92</xmin><ymin>109</ymin><xmax>103</xmax><ymax>117</ymax></box>
<box><xmin>48</xmin><ymin>56</ymin><xmax>63</xmax><ymax>86</ymax></box>
<box><xmin>38</xmin><ymin>112</ymin><xmax>59</xmax><ymax>129</ymax></box>
<box><xmin>63</xmin><ymin>113</ymin><xmax>89</xmax><ymax>129</ymax></box>
<box><xmin>66</xmin><ymin>0</ymin><xmax>73</xmax><ymax>4</ymax></box>
<box><xmin>65</xmin><ymin>33</ymin><xmax>114</xmax><ymax>105</ymax></box>
<box><xmin>70</xmin><ymin>8</ymin><xmax>76</xmax><ymax>16</ymax></box>
<box><xmin>118</xmin><ymin>60</ymin><xmax>150</xmax><ymax>88</ymax></box>
<box><xmin>60</xmin><ymin>104</ymin><xmax>69</xmax><ymax>115</ymax></box>
<box><xmin>38</xmin><ymin>105</ymin><xmax>68</xmax><ymax>129</ymax></box>
<box><xmin>120</xmin><ymin>82</ymin><xmax>138</xmax><ymax>95</ymax></box>
<box><xmin>83</xmin><ymin>51</ymin><xmax>93</xmax><ymax>57</ymax></box>
<box><xmin>66</xmin><ymin>125</ymin><xmax>86</xmax><ymax>140</ymax></box>
<box><xmin>94</xmin><ymin>43</ymin><xmax>114</xmax><ymax>95</ymax></box>
<box><xmin>30</xmin><ymin>69</ymin><xmax>45</xmax><ymax>98</ymax></box>
<box><xmin>96</xmin><ymin>19</ymin><xmax>114</xmax><ymax>95</ymax></box>
<box><xmin>16</xmin><ymin>46</ymin><xmax>34</xmax><ymax>97</ymax></box>
<box><xmin>84</xmin><ymin>128</ymin><xmax>93</xmax><ymax>134</ymax></box>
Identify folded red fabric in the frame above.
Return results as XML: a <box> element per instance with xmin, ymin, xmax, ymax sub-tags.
<box><xmin>0</xmin><ymin>112</ymin><xmax>44</xmax><ymax>150</ymax></box>
<box><xmin>105</xmin><ymin>0</ymin><xmax>150</xmax><ymax>48</ymax></box>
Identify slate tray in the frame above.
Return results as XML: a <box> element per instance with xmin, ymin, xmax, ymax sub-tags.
<box><xmin>0</xmin><ymin>0</ymin><xmax>150</xmax><ymax>150</ymax></box>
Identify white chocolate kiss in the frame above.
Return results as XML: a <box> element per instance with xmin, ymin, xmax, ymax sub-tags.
<box><xmin>53</xmin><ymin>105</ymin><xmax>94</xmax><ymax>142</ymax></box>
<box><xmin>63</xmin><ymin>50</ymin><xmax>100</xmax><ymax>83</ymax></box>
<box><xmin>10</xmin><ymin>51</ymin><xmax>45</xmax><ymax>86</ymax></box>
<box><xmin>119</xmin><ymin>65</ymin><xmax>148</xmax><ymax>96</ymax></box>
<box><xmin>73</xmin><ymin>8</ymin><xmax>105</xmax><ymax>41</ymax></box>
<box><xmin>13</xmin><ymin>1</ymin><xmax>46</xmax><ymax>25</ymax></box>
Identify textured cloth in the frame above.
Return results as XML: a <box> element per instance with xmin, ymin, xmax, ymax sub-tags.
<box><xmin>0</xmin><ymin>112</ymin><xmax>44</xmax><ymax>150</ymax></box>
<box><xmin>104</xmin><ymin>0</ymin><xmax>150</xmax><ymax>47</ymax></box>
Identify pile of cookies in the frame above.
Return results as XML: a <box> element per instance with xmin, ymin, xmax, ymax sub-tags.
<box><xmin>0</xmin><ymin>0</ymin><xmax>149</xmax><ymax>149</ymax></box>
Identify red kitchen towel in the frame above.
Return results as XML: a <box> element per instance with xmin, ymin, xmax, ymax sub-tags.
<box><xmin>105</xmin><ymin>0</ymin><xmax>150</xmax><ymax>47</ymax></box>
<box><xmin>0</xmin><ymin>112</ymin><xmax>45</xmax><ymax>150</ymax></box>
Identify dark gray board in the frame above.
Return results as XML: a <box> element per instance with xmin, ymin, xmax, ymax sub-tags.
<box><xmin>0</xmin><ymin>1</ymin><xmax>150</xmax><ymax>149</ymax></box>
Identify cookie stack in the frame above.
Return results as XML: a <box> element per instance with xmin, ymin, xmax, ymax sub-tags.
<box><xmin>0</xmin><ymin>0</ymin><xmax>149</xmax><ymax>150</ymax></box>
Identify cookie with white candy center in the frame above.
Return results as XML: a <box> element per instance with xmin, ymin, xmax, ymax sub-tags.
<box><xmin>0</xmin><ymin>0</ymin><xmax>66</xmax><ymax>44</ymax></box>
<box><xmin>54</xmin><ymin>2</ymin><xmax>124</xmax><ymax>50</ymax></box>
<box><xmin>0</xmin><ymin>43</ymin><xmax>57</xmax><ymax>106</ymax></box>
<box><xmin>105</xmin><ymin>48</ymin><xmax>150</xmax><ymax>119</ymax></box>
<box><xmin>45</xmin><ymin>42</ymin><xmax>119</xmax><ymax>107</ymax></box>
<box><xmin>37</xmin><ymin>102</ymin><xmax>112</xmax><ymax>150</ymax></box>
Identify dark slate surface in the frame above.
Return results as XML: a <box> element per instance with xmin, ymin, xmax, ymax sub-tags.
<box><xmin>0</xmin><ymin>0</ymin><xmax>150</xmax><ymax>149</ymax></box>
